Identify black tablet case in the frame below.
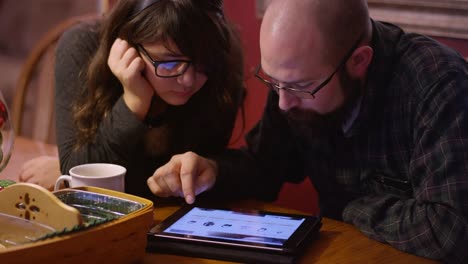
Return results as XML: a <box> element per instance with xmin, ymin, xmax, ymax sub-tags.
<box><xmin>146</xmin><ymin>220</ymin><xmax>322</xmax><ymax>264</ymax></box>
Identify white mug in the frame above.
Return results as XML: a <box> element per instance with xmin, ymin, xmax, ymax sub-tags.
<box><xmin>54</xmin><ymin>163</ymin><xmax>126</xmax><ymax>192</ymax></box>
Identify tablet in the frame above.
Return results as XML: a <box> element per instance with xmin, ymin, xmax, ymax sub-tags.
<box><xmin>146</xmin><ymin>204</ymin><xmax>322</xmax><ymax>263</ymax></box>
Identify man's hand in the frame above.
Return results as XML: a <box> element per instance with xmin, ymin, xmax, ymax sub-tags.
<box><xmin>147</xmin><ymin>152</ymin><xmax>218</xmax><ymax>204</ymax></box>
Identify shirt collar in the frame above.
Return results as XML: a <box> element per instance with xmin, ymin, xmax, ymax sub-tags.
<box><xmin>342</xmin><ymin>95</ymin><xmax>363</xmax><ymax>136</ymax></box>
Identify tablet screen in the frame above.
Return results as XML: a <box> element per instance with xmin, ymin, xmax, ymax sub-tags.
<box><xmin>161</xmin><ymin>207</ymin><xmax>306</xmax><ymax>246</ymax></box>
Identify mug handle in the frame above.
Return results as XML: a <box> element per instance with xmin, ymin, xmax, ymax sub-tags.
<box><xmin>54</xmin><ymin>175</ymin><xmax>72</xmax><ymax>191</ymax></box>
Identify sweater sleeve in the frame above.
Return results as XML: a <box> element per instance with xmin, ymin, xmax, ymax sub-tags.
<box><xmin>210</xmin><ymin>91</ymin><xmax>306</xmax><ymax>201</ymax></box>
<box><xmin>54</xmin><ymin>22</ymin><xmax>147</xmax><ymax>173</ymax></box>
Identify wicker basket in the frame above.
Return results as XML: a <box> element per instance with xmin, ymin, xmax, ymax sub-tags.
<box><xmin>0</xmin><ymin>185</ymin><xmax>154</xmax><ymax>263</ymax></box>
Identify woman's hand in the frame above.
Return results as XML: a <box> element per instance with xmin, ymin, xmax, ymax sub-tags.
<box><xmin>108</xmin><ymin>38</ymin><xmax>154</xmax><ymax>120</ymax></box>
<box><xmin>18</xmin><ymin>156</ymin><xmax>61</xmax><ymax>191</ymax></box>
<box><xmin>147</xmin><ymin>152</ymin><xmax>218</xmax><ymax>204</ymax></box>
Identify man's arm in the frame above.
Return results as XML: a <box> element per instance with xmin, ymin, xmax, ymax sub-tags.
<box><xmin>209</xmin><ymin>92</ymin><xmax>307</xmax><ymax>200</ymax></box>
<box><xmin>149</xmin><ymin>92</ymin><xmax>306</xmax><ymax>202</ymax></box>
<box><xmin>342</xmin><ymin>73</ymin><xmax>468</xmax><ymax>262</ymax></box>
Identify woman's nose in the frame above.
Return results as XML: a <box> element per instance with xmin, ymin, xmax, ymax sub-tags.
<box><xmin>177</xmin><ymin>65</ymin><xmax>195</xmax><ymax>87</ymax></box>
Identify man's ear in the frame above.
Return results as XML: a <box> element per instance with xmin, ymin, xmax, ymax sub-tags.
<box><xmin>346</xmin><ymin>46</ymin><xmax>373</xmax><ymax>79</ymax></box>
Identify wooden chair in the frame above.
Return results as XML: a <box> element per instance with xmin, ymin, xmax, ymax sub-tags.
<box><xmin>9</xmin><ymin>8</ymin><xmax>112</xmax><ymax>190</ymax></box>
<box><xmin>11</xmin><ymin>14</ymin><xmax>99</xmax><ymax>144</ymax></box>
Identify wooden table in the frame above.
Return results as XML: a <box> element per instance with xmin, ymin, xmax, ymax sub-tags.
<box><xmin>2</xmin><ymin>136</ymin><xmax>439</xmax><ymax>264</ymax></box>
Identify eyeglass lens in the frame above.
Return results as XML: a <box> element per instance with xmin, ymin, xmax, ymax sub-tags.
<box><xmin>138</xmin><ymin>44</ymin><xmax>191</xmax><ymax>78</ymax></box>
<box><xmin>156</xmin><ymin>61</ymin><xmax>190</xmax><ymax>77</ymax></box>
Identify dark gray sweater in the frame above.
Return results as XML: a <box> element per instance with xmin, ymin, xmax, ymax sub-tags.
<box><xmin>55</xmin><ymin>21</ymin><xmax>237</xmax><ymax>199</ymax></box>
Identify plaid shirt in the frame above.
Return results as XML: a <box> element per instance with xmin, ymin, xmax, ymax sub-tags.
<box><xmin>212</xmin><ymin>20</ymin><xmax>468</xmax><ymax>262</ymax></box>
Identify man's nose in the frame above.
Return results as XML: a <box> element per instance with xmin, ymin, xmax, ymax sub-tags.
<box><xmin>278</xmin><ymin>88</ymin><xmax>300</xmax><ymax>111</ymax></box>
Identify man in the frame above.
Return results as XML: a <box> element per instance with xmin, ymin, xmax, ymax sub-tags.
<box><xmin>147</xmin><ymin>0</ymin><xmax>468</xmax><ymax>262</ymax></box>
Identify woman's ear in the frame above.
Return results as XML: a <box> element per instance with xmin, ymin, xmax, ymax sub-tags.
<box><xmin>346</xmin><ymin>46</ymin><xmax>373</xmax><ymax>79</ymax></box>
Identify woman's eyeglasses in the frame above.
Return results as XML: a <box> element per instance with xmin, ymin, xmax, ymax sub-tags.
<box><xmin>137</xmin><ymin>44</ymin><xmax>192</xmax><ymax>78</ymax></box>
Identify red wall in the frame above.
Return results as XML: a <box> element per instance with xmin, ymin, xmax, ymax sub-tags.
<box><xmin>435</xmin><ymin>37</ymin><xmax>468</xmax><ymax>57</ymax></box>
<box><xmin>224</xmin><ymin>1</ymin><xmax>319</xmax><ymax>215</ymax></box>
<box><xmin>224</xmin><ymin>1</ymin><xmax>266</xmax><ymax>148</ymax></box>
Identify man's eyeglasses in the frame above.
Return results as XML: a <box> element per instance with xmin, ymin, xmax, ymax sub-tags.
<box><xmin>255</xmin><ymin>34</ymin><xmax>364</xmax><ymax>99</ymax></box>
<box><xmin>137</xmin><ymin>44</ymin><xmax>192</xmax><ymax>78</ymax></box>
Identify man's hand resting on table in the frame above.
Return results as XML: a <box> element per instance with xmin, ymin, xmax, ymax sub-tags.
<box><xmin>18</xmin><ymin>156</ymin><xmax>61</xmax><ymax>191</ymax></box>
<box><xmin>147</xmin><ymin>151</ymin><xmax>218</xmax><ymax>204</ymax></box>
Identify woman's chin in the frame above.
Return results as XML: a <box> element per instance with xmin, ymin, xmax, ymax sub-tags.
<box><xmin>162</xmin><ymin>96</ymin><xmax>191</xmax><ymax>106</ymax></box>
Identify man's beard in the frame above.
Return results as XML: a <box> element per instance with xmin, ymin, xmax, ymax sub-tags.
<box><xmin>281</xmin><ymin>70</ymin><xmax>361</xmax><ymax>139</ymax></box>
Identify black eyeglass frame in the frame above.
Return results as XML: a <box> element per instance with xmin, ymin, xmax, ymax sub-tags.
<box><xmin>137</xmin><ymin>44</ymin><xmax>192</xmax><ymax>78</ymax></box>
<box><xmin>255</xmin><ymin>34</ymin><xmax>364</xmax><ymax>99</ymax></box>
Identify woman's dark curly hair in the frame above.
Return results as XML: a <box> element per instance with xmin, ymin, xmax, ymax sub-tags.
<box><xmin>73</xmin><ymin>0</ymin><xmax>245</xmax><ymax>151</ymax></box>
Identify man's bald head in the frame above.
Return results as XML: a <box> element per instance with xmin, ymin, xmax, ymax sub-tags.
<box><xmin>261</xmin><ymin>0</ymin><xmax>370</xmax><ymax>66</ymax></box>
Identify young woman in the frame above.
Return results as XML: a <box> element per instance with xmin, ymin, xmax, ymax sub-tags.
<box><xmin>20</xmin><ymin>0</ymin><xmax>244</xmax><ymax>198</ymax></box>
